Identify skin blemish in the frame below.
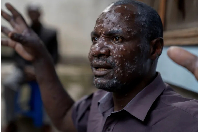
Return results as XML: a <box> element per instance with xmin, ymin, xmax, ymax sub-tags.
<box><xmin>88</xmin><ymin>4</ymin><xmax>151</xmax><ymax>93</ymax></box>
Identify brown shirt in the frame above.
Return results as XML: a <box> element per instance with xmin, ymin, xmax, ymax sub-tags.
<box><xmin>72</xmin><ymin>74</ymin><xmax>198</xmax><ymax>132</ymax></box>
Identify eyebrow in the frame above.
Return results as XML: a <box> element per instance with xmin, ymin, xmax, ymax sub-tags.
<box><xmin>91</xmin><ymin>31</ymin><xmax>99</xmax><ymax>37</ymax></box>
<box><xmin>91</xmin><ymin>29</ymin><xmax>123</xmax><ymax>37</ymax></box>
<box><xmin>104</xmin><ymin>30</ymin><xmax>123</xmax><ymax>36</ymax></box>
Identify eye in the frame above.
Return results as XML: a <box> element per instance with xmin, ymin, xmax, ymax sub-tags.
<box><xmin>112</xmin><ymin>36</ymin><xmax>123</xmax><ymax>43</ymax></box>
<box><xmin>92</xmin><ymin>36</ymin><xmax>98</xmax><ymax>43</ymax></box>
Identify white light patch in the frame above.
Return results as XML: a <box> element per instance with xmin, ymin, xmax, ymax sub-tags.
<box><xmin>103</xmin><ymin>3</ymin><xmax>114</xmax><ymax>13</ymax></box>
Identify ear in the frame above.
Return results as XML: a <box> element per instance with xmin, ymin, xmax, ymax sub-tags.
<box><xmin>150</xmin><ymin>37</ymin><xmax>163</xmax><ymax>60</ymax></box>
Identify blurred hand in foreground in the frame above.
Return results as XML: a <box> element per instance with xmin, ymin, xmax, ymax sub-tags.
<box><xmin>1</xmin><ymin>3</ymin><xmax>48</xmax><ymax>62</ymax></box>
<box><xmin>167</xmin><ymin>46</ymin><xmax>198</xmax><ymax>80</ymax></box>
<box><xmin>24</xmin><ymin>66</ymin><xmax>36</xmax><ymax>81</ymax></box>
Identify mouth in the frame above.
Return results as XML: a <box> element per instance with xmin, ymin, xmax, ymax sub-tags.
<box><xmin>92</xmin><ymin>63</ymin><xmax>113</xmax><ymax>77</ymax></box>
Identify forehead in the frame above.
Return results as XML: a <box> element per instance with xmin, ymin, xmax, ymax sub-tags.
<box><xmin>27</xmin><ymin>7</ymin><xmax>40</xmax><ymax>13</ymax></box>
<box><xmin>95</xmin><ymin>4</ymin><xmax>138</xmax><ymax>29</ymax></box>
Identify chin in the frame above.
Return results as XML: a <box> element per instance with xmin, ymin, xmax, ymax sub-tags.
<box><xmin>93</xmin><ymin>77</ymin><xmax>125</xmax><ymax>93</ymax></box>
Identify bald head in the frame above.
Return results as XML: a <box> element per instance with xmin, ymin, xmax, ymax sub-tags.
<box><xmin>26</xmin><ymin>3</ymin><xmax>42</xmax><ymax>24</ymax></box>
<box><xmin>27</xmin><ymin>3</ymin><xmax>41</xmax><ymax>13</ymax></box>
<box><xmin>113</xmin><ymin>0</ymin><xmax>163</xmax><ymax>43</ymax></box>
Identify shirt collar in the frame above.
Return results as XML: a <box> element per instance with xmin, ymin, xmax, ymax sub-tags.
<box><xmin>98</xmin><ymin>73</ymin><xmax>166</xmax><ymax>121</ymax></box>
<box><xmin>98</xmin><ymin>92</ymin><xmax>113</xmax><ymax>115</ymax></box>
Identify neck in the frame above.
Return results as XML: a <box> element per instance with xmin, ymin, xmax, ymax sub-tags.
<box><xmin>113</xmin><ymin>72</ymin><xmax>157</xmax><ymax>111</ymax></box>
<box><xmin>31</xmin><ymin>21</ymin><xmax>41</xmax><ymax>28</ymax></box>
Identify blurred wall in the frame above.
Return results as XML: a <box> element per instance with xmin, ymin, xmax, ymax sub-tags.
<box><xmin>1</xmin><ymin>0</ymin><xmax>117</xmax><ymax>59</ymax></box>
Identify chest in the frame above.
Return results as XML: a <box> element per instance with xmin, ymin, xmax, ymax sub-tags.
<box><xmin>35</xmin><ymin>28</ymin><xmax>53</xmax><ymax>46</ymax></box>
<box><xmin>86</xmin><ymin>107</ymin><xmax>188</xmax><ymax>132</ymax></box>
<box><xmin>87</xmin><ymin>110</ymin><xmax>149</xmax><ymax>132</ymax></box>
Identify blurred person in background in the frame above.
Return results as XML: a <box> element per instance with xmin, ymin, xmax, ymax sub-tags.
<box><xmin>1</xmin><ymin>0</ymin><xmax>197</xmax><ymax>132</ymax></box>
<box><xmin>2</xmin><ymin>3</ymin><xmax>59</xmax><ymax>132</ymax></box>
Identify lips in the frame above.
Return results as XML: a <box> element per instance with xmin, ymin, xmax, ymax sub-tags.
<box><xmin>92</xmin><ymin>62</ymin><xmax>112</xmax><ymax>77</ymax></box>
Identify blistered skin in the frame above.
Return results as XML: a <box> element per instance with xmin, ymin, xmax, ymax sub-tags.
<box><xmin>88</xmin><ymin>4</ymin><xmax>151</xmax><ymax>93</ymax></box>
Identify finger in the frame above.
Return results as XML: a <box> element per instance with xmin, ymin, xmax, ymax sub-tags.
<box><xmin>1</xmin><ymin>38</ymin><xmax>19</xmax><ymax>50</ymax></box>
<box><xmin>1</xmin><ymin>10</ymin><xmax>16</xmax><ymax>27</ymax></box>
<box><xmin>5</xmin><ymin>3</ymin><xmax>21</xmax><ymax>18</ymax></box>
<box><xmin>1</xmin><ymin>10</ymin><xmax>11</xmax><ymax>21</ymax></box>
<box><xmin>2</xmin><ymin>38</ymin><xmax>34</xmax><ymax>61</ymax></box>
<box><xmin>15</xmin><ymin>43</ymin><xmax>34</xmax><ymax>61</ymax></box>
<box><xmin>1</xmin><ymin>26</ymin><xmax>11</xmax><ymax>36</ymax></box>
<box><xmin>8</xmin><ymin>32</ymin><xmax>27</xmax><ymax>44</ymax></box>
<box><xmin>5</xmin><ymin>3</ymin><xmax>28</xmax><ymax>28</ymax></box>
<box><xmin>1</xmin><ymin>38</ymin><xmax>9</xmax><ymax>46</ymax></box>
<box><xmin>167</xmin><ymin>46</ymin><xmax>198</xmax><ymax>80</ymax></box>
<box><xmin>1</xmin><ymin>38</ymin><xmax>17</xmax><ymax>48</ymax></box>
<box><xmin>2</xmin><ymin>37</ymin><xmax>33</xmax><ymax>61</ymax></box>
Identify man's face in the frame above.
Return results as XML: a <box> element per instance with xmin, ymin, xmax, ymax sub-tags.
<box><xmin>27</xmin><ymin>10</ymin><xmax>40</xmax><ymax>24</ymax></box>
<box><xmin>88</xmin><ymin>4</ymin><xmax>150</xmax><ymax>92</ymax></box>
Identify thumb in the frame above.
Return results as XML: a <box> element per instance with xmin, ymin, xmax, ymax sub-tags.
<box><xmin>8</xmin><ymin>32</ymin><xmax>34</xmax><ymax>61</ymax></box>
<box><xmin>167</xmin><ymin>46</ymin><xmax>198</xmax><ymax>80</ymax></box>
<box><xmin>8</xmin><ymin>32</ymin><xmax>28</xmax><ymax>45</ymax></box>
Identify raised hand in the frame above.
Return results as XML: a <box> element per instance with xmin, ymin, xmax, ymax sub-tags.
<box><xmin>1</xmin><ymin>3</ymin><xmax>47</xmax><ymax>61</ymax></box>
<box><xmin>167</xmin><ymin>46</ymin><xmax>198</xmax><ymax>80</ymax></box>
<box><xmin>2</xmin><ymin>3</ymin><xmax>76</xmax><ymax>131</ymax></box>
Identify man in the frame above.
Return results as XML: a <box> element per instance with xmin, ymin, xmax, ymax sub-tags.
<box><xmin>1</xmin><ymin>0</ymin><xmax>197</xmax><ymax>132</ymax></box>
<box><xmin>2</xmin><ymin>3</ymin><xmax>59</xmax><ymax>132</ymax></box>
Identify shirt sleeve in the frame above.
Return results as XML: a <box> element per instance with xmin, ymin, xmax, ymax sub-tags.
<box><xmin>72</xmin><ymin>93</ymin><xmax>93</xmax><ymax>132</ymax></box>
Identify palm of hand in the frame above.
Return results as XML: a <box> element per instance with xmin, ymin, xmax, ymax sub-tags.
<box><xmin>1</xmin><ymin>3</ymin><xmax>45</xmax><ymax>61</ymax></box>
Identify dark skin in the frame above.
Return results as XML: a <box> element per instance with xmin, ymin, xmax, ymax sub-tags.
<box><xmin>1</xmin><ymin>3</ymin><xmax>75</xmax><ymax>132</ymax></box>
<box><xmin>27</xmin><ymin>9</ymin><xmax>41</xmax><ymax>25</ymax></box>
<box><xmin>2</xmin><ymin>3</ymin><xmax>197</xmax><ymax>132</ymax></box>
<box><xmin>167</xmin><ymin>46</ymin><xmax>198</xmax><ymax>80</ymax></box>
<box><xmin>89</xmin><ymin>4</ymin><xmax>163</xmax><ymax>111</ymax></box>
<box><xmin>24</xmin><ymin>7</ymin><xmax>42</xmax><ymax>81</ymax></box>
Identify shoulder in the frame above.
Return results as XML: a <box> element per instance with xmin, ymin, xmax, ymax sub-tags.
<box><xmin>160</xmin><ymin>84</ymin><xmax>198</xmax><ymax>119</ymax></box>
<box><xmin>73</xmin><ymin>92</ymin><xmax>94</xmax><ymax>112</ymax></box>
<box><xmin>72</xmin><ymin>90</ymin><xmax>108</xmax><ymax>118</ymax></box>
<box><xmin>71</xmin><ymin>90</ymin><xmax>107</xmax><ymax>130</ymax></box>
<box><xmin>152</xmin><ymin>85</ymin><xmax>198</xmax><ymax>132</ymax></box>
<box><xmin>73</xmin><ymin>90</ymin><xmax>107</xmax><ymax>112</ymax></box>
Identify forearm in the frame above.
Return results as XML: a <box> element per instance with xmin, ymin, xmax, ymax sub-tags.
<box><xmin>32</xmin><ymin>52</ymin><xmax>74</xmax><ymax>128</ymax></box>
<box><xmin>1</xmin><ymin>4</ymin><xmax>75</xmax><ymax>130</ymax></box>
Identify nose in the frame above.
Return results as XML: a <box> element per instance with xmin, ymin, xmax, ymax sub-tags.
<box><xmin>91</xmin><ymin>43</ymin><xmax>110</xmax><ymax>58</ymax></box>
